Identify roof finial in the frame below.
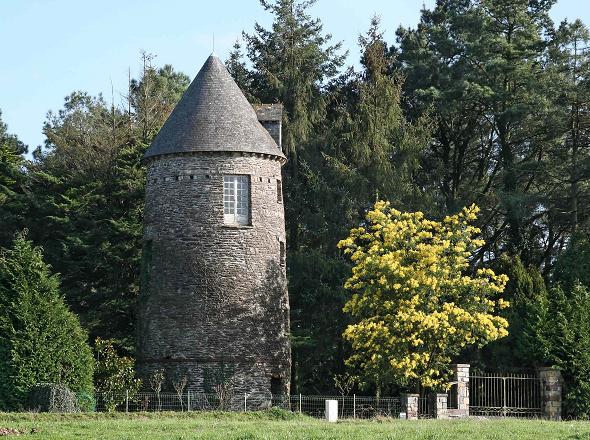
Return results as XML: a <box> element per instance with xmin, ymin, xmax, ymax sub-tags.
<box><xmin>212</xmin><ymin>32</ymin><xmax>216</xmax><ymax>56</ymax></box>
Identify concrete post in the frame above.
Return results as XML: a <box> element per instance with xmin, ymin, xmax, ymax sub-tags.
<box><xmin>401</xmin><ymin>393</ymin><xmax>419</xmax><ymax>420</ymax></box>
<box><xmin>430</xmin><ymin>393</ymin><xmax>448</xmax><ymax>419</ymax></box>
<box><xmin>325</xmin><ymin>399</ymin><xmax>338</xmax><ymax>422</ymax></box>
<box><xmin>539</xmin><ymin>367</ymin><xmax>563</xmax><ymax>421</ymax></box>
<box><xmin>452</xmin><ymin>363</ymin><xmax>470</xmax><ymax>417</ymax></box>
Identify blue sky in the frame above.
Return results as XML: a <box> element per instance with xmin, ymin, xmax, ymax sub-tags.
<box><xmin>1</xmin><ymin>0</ymin><xmax>589</xmax><ymax>150</ymax></box>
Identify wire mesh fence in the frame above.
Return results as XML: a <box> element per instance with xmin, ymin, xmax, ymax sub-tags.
<box><xmin>93</xmin><ymin>392</ymin><xmax>405</xmax><ymax>419</ymax></box>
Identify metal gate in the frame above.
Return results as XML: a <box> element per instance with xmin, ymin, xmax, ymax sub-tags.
<box><xmin>469</xmin><ymin>372</ymin><xmax>543</xmax><ymax>417</ymax></box>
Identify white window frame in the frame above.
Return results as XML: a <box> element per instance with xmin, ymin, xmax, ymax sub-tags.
<box><xmin>223</xmin><ymin>175</ymin><xmax>250</xmax><ymax>225</ymax></box>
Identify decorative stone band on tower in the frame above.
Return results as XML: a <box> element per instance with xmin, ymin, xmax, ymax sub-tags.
<box><xmin>137</xmin><ymin>54</ymin><xmax>291</xmax><ymax>397</ymax></box>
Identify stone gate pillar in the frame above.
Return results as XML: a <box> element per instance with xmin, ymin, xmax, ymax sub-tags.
<box><xmin>452</xmin><ymin>363</ymin><xmax>470</xmax><ymax>417</ymax></box>
<box><xmin>430</xmin><ymin>393</ymin><xmax>448</xmax><ymax>419</ymax></box>
<box><xmin>539</xmin><ymin>367</ymin><xmax>563</xmax><ymax>421</ymax></box>
<box><xmin>401</xmin><ymin>393</ymin><xmax>419</xmax><ymax>420</ymax></box>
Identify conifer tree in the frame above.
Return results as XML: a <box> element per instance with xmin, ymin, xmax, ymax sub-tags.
<box><xmin>538</xmin><ymin>283</ymin><xmax>590</xmax><ymax>418</ymax></box>
<box><xmin>0</xmin><ymin>234</ymin><xmax>94</xmax><ymax>410</ymax></box>
<box><xmin>0</xmin><ymin>112</ymin><xmax>28</xmax><ymax>248</ymax></box>
<box><xmin>477</xmin><ymin>256</ymin><xmax>548</xmax><ymax>369</ymax></box>
<box><xmin>398</xmin><ymin>0</ymin><xmax>561</xmax><ymax>266</ymax></box>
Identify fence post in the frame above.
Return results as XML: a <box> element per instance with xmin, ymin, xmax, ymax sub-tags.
<box><xmin>299</xmin><ymin>393</ymin><xmax>302</xmax><ymax>414</ymax></box>
<box><xmin>244</xmin><ymin>393</ymin><xmax>247</xmax><ymax>412</ymax></box>
<box><xmin>353</xmin><ymin>394</ymin><xmax>356</xmax><ymax>419</ymax></box>
<box><xmin>452</xmin><ymin>363</ymin><xmax>470</xmax><ymax>417</ymax></box>
<box><xmin>502</xmin><ymin>377</ymin><xmax>507</xmax><ymax>417</ymax></box>
<box><xmin>125</xmin><ymin>390</ymin><xmax>129</xmax><ymax>414</ymax></box>
<box><xmin>401</xmin><ymin>394</ymin><xmax>419</xmax><ymax>420</ymax></box>
<box><xmin>539</xmin><ymin>367</ymin><xmax>563</xmax><ymax>421</ymax></box>
<box><xmin>187</xmin><ymin>391</ymin><xmax>191</xmax><ymax>412</ymax></box>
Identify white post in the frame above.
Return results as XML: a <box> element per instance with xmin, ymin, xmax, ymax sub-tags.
<box><xmin>244</xmin><ymin>393</ymin><xmax>247</xmax><ymax>412</ymax></box>
<box><xmin>299</xmin><ymin>393</ymin><xmax>302</xmax><ymax>414</ymax></box>
<box><xmin>325</xmin><ymin>399</ymin><xmax>338</xmax><ymax>422</ymax></box>
<box><xmin>353</xmin><ymin>394</ymin><xmax>356</xmax><ymax>419</ymax></box>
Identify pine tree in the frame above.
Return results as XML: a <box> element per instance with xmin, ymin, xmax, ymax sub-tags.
<box><xmin>226</xmin><ymin>40</ymin><xmax>257</xmax><ymax>103</ymax></box>
<box><xmin>546</xmin><ymin>20</ymin><xmax>590</xmax><ymax>238</ymax></box>
<box><xmin>398</xmin><ymin>0</ymin><xmax>561</xmax><ymax>266</ymax></box>
<box><xmin>243</xmin><ymin>0</ymin><xmax>345</xmax><ymax>255</ymax></box>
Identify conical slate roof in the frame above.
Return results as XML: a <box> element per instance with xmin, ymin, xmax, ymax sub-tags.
<box><xmin>144</xmin><ymin>54</ymin><xmax>285</xmax><ymax>160</ymax></box>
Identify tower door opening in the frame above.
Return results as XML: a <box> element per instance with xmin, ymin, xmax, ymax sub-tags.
<box><xmin>270</xmin><ymin>376</ymin><xmax>283</xmax><ymax>396</ymax></box>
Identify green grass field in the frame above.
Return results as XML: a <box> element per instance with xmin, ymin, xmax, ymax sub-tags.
<box><xmin>1</xmin><ymin>410</ymin><xmax>590</xmax><ymax>439</ymax></box>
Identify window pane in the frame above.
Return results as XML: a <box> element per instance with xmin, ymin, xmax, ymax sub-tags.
<box><xmin>223</xmin><ymin>176</ymin><xmax>235</xmax><ymax>214</ymax></box>
<box><xmin>224</xmin><ymin>175</ymin><xmax>249</xmax><ymax>225</ymax></box>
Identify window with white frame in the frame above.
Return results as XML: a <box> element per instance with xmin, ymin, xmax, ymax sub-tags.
<box><xmin>223</xmin><ymin>175</ymin><xmax>250</xmax><ymax>225</ymax></box>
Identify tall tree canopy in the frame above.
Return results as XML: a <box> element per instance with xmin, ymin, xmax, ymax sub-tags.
<box><xmin>0</xmin><ymin>112</ymin><xmax>28</xmax><ymax>248</ymax></box>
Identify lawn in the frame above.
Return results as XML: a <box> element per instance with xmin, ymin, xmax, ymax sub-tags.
<box><xmin>1</xmin><ymin>410</ymin><xmax>590</xmax><ymax>439</ymax></box>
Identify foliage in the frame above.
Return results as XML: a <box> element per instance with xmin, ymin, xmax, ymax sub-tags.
<box><xmin>397</xmin><ymin>0</ymin><xmax>564</xmax><ymax>267</ymax></box>
<box><xmin>0</xmin><ymin>112</ymin><xmax>28</xmax><ymax>248</ymax></box>
<box><xmin>553</xmin><ymin>231</ymin><xmax>590</xmax><ymax>289</ymax></box>
<box><xmin>149</xmin><ymin>368</ymin><xmax>165</xmax><ymax>411</ymax></box>
<box><xmin>537</xmin><ymin>283</ymin><xmax>590</xmax><ymax>419</ymax></box>
<box><xmin>339</xmin><ymin>202</ymin><xmax>509</xmax><ymax>390</ymax></box>
<box><xmin>477</xmin><ymin>256</ymin><xmax>548</xmax><ymax>369</ymax></box>
<box><xmin>238</xmin><ymin>0</ymin><xmax>349</xmax><ymax>393</ymax></box>
<box><xmin>3</xmin><ymin>0</ymin><xmax>590</xmax><ymax>400</ymax></box>
<box><xmin>94</xmin><ymin>338</ymin><xmax>141</xmax><ymax>412</ymax></box>
<box><xmin>0</xmin><ymin>234</ymin><xmax>94</xmax><ymax>410</ymax></box>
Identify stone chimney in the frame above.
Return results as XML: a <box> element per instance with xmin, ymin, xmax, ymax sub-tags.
<box><xmin>254</xmin><ymin>104</ymin><xmax>282</xmax><ymax>149</ymax></box>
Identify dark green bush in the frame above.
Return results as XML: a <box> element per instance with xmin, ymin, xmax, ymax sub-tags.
<box><xmin>76</xmin><ymin>391</ymin><xmax>96</xmax><ymax>412</ymax></box>
<box><xmin>0</xmin><ymin>234</ymin><xmax>94</xmax><ymax>410</ymax></box>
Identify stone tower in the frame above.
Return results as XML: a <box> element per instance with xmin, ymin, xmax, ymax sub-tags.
<box><xmin>138</xmin><ymin>54</ymin><xmax>290</xmax><ymax>396</ymax></box>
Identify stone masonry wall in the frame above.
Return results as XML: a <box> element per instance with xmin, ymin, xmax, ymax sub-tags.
<box><xmin>137</xmin><ymin>152</ymin><xmax>290</xmax><ymax>396</ymax></box>
<box><xmin>452</xmin><ymin>363</ymin><xmax>470</xmax><ymax>417</ymax></box>
<box><xmin>254</xmin><ymin>104</ymin><xmax>282</xmax><ymax>149</ymax></box>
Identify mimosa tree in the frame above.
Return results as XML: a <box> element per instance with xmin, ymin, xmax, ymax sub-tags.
<box><xmin>338</xmin><ymin>202</ymin><xmax>509</xmax><ymax>391</ymax></box>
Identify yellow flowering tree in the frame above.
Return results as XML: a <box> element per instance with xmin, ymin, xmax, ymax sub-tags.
<box><xmin>338</xmin><ymin>202</ymin><xmax>509</xmax><ymax>391</ymax></box>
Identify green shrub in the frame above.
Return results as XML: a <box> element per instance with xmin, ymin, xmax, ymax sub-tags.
<box><xmin>0</xmin><ymin>234</ymin><xmax>95</xmax><ymax>410</ymax></box>
<box><xmin>76</xmin><ymin>391</ymin><xmax>96</xmax><ymax>412</ymax></box>
<box><xmin>94</xmin><ymin>338</ymin><xmax>141</xmax><ymax>412</ymax></box>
